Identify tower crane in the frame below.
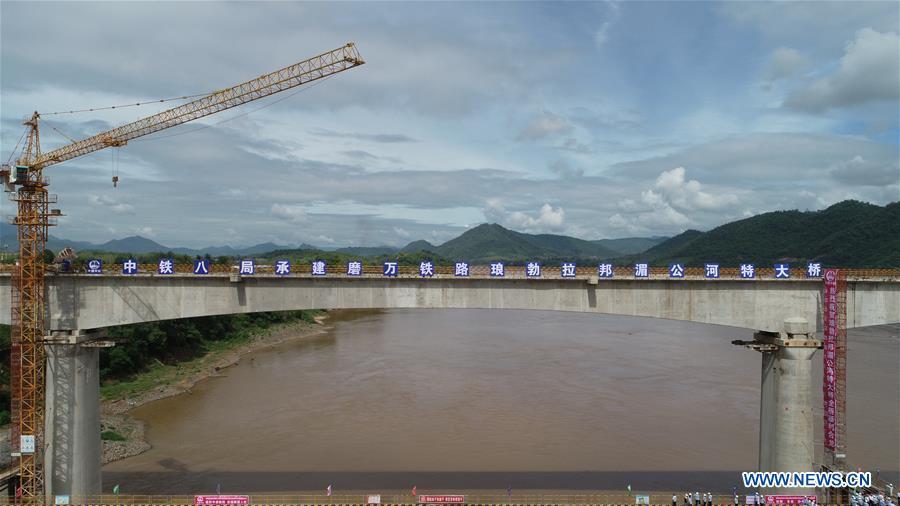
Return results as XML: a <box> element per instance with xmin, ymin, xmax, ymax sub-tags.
<box><xmin>1</xmin><ymin>42</ymin><xmax>364</xmax><ymax>499</ymax></box>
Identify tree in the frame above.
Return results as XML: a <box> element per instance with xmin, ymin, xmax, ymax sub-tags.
<box><xmin>43</xmin><ymin>248</ymin><xmax>55</xmax><ymax>264</ymax></box>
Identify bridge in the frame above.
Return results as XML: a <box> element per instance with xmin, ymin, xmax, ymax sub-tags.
<box><xmin>1</xmin><ymin>268</ymin><xmax>899</xmax><ymax>498</ymax></box>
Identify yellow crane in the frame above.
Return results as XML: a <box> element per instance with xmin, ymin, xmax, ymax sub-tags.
<box><xmin>1</xmin><ymin>42</ymin><xmax>364</xmax><ymax>499</ymax></box>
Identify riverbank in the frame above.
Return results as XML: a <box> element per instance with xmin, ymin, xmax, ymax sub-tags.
<box><xmin>99</xmin><ymin>311</ymin><xmax>333</xmax><ymax>464</ymax></box>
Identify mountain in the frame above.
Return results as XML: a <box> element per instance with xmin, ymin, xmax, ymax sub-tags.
<box><xmin>400</xmin><ymin>240</ymin><xmax>435</xmax><ymax>254</ymax></box>
<box><xmin>423</xmin><ymin>223</ymin><xmax>620</xmax><ymax>263</ymax></box>
<box><xmin>335</xmin><ymin>246</ymin><xmax>398</xmax><ymax>257</ymax></box>
<box><xmin>592</xmin><ymin>236</ymin><xmax>668</xmax><ymax>255</ymax></box>
<box><xmin>639</xmin><ymin>230</ymin><xmax>704</xmax><ymax>260</ymax></box>
<box><xmin>95</xmin><ymin>236</ymin><xmax>170</xmax><ymax>253</ymax></box>
<box><xmin>636</xmin><ymin>200</ymin><xmax>900</xmax><ymax>267</ymax></box>
<box><xmin>0</xmin><ymin>223</ymin><xmax>304</xmax><ymax>257</ymax></box>
<box><xmin>6</xmin><ymin>200</ymin><xmax>893</xmax><ymax>266</ymax></box>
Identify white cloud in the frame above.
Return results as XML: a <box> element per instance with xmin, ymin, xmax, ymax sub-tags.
<box><xmin>87</xmin><ymin>194</ymin><xmax>134</xmax><ymax>215</ymax></box>
<box><xmin>829</xmin><ymin>155</ymin><xmax>900</xmax><ymax>187</ymax></box>
<box><xmin>484</xmin><ymin>200</ymin><xmax>566</xmax><ymax>233</ymax></box>
<box><xmin>393</xmin><ymin>226</ymin><xmax>411</xmax><ymax>239</ymax></box>
<box><xmin>517</xmin><ymin>111</ymin><xmax>572</xmax><ymax>141</ymax></box>
<box><xmin>270</xmin><ymin>203</ymin><xmax>308</xmax><ymax>223</ymax></box>
<box><xmin>594</xmin><ymin>2</ymin><xmax>621</xmax><ymax>48</ymax></box>
<box><xmin>784</xmin><ymin>28</ymin><xmax>899</xmax><ymax>112</ymax></box>
<box><xmin>648</xmin><ymin>167</ymin><xmax>739</xmax><ymax>211</ymax></box>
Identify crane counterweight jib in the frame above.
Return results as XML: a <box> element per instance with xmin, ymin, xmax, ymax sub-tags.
<box><xmin>29</xmin><ymin>42</ymin><xmax>364</xmax><ymax>170</ymax></box>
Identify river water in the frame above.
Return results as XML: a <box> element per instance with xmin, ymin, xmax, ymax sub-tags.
<box><xmin>103</xmin><ymin>310</ymin><xmax>899</xmax><ymax>493</ymax></box>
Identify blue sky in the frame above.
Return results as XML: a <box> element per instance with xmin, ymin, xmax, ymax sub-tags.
<box><xmin>1</xmin><ymin>1</ymin><xmax>898</xmax><ymax>248</ymax></box>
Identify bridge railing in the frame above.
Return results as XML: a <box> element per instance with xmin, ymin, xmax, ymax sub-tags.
<box><xmin>1</xmin><ymin>262</ymin><xmax>898</xmax><ymax>280</ymax></box>
<box><xmin>1</xmin><ymin>261</ymin><xmax>898</xmax><ymax>283</ymax></box>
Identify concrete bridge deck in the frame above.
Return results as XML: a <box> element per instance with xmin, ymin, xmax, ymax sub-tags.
<box><xmin>1</xmin><ymin>272</ymin><xmax>898</xmax><ymax>333</ymax></box>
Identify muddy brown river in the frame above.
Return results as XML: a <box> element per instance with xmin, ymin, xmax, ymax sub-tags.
<box><xmin>103</xmin><ymin>309</ymin><xmax>899</xmax><ymax>493</ymax></box>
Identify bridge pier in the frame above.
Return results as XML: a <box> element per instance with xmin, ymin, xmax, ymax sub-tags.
<box><xmin>739</xmin><ymin>317</ymin><xmax>820</xmax><ymax>496</ymax></box>
<box><xmin>44</xmin><ymin>331</ymin><xmax>104</xmax><ymax>497</ymax></box>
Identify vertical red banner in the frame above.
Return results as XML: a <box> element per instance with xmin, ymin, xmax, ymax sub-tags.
<box><xmin>822</xmin><ymin>269</ymin><xmax>838</xmax><ymax>451</ymax></box>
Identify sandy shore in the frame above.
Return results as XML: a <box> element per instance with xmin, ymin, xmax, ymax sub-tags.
<box><xmin>98</xmin><ymin>312</ymin><xmax>333</xmax><ymax>464</ymax></box>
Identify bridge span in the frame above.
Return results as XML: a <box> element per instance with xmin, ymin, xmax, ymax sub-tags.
<box><xmin>1</xmin><ymin>271</ymin><xmax>898</xmax><ymax>499</ymax></box>
<box><xmin>1</xmin><ymin>272</ymin><xmax>899</xmax><ymax>332</ymax></box>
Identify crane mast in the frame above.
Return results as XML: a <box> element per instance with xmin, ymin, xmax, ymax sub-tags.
<box><xmin>3</xmin><ymin>42</ymin><xmax>364</xmax><ymax>500</ymax></box>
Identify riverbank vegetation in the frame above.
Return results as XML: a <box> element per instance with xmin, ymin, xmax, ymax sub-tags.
<box><xmin>0</xmin><ymin>309</ymin><xmax>323</xmax><ymax>421</ymax></box>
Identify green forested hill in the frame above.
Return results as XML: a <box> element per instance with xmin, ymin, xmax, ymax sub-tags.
<box><xmin>430</xmin><ymin>223</ymin><xmax>619</xmax><ymax>263</ymax></box>
<box><xmin>635</xmin><ymin>200</ymin><xmax>900</xmax><ymax>267</ymax></box>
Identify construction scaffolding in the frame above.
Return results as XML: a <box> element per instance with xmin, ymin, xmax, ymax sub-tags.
<box><xmin>823</xmin><ymin>268</ymin><xmax>848</xmax><ymax>466</ymax></box>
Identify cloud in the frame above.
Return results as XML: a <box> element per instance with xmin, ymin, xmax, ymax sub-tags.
<box><xmin>392</xmin><ymin>226</ymin><xmax>411</xmax><ymax>239</ymax></box>
<box><xmin>646</xmin><ymin>167</ymin><xmax>739</xmax><ymax>211</ymax></box>
<box><xmin>87</xmin><ymin>194</ymin><xmax>134</xmax><ymax>215</ymax></box>
<box><xmin>270</xmin><ymin>203</ymin><xmax>308</xmax><ymax>223</ymax></box>
<box><xmin>784</xmin><ymin>28</ymin><xmax>899</xmax><ymax>112</ymax></box>
<box><xmin>610</xmin><ymin>132</ymin><xmax>899</xmax><ymax>185</ymax></box>
<box><xmin>549</xmin><ymin>160</ymin><xmax>584</xmax><ymax>179</ymax></box>
<box><xmin>311</xmin><ymin>128</ymin><xmax>418</xmax><ymax>144</ymax></box>
<box><xmin>829</xmin><ymin>155</ymin><xmax>900</xmax><ymax>187</ymax></box>
<box><xmin>765</xmin><ymin>47</ymin><xmax>809</xmax><ymax>83</ymax></box>
<box><xmin>484</xmin><ymin>200</ymin><xmax>566</xmax><ymax>232</ymax></box>
<box><xmin>594</xmin><ymin>2</ymin><xmax>621</xmax><ymax>48</ymax></box>
<box><xmin>517</xmin><ymin>111</ymin><xmax>572</xmax><ymax>141</ymax></box>
<box><xmin>557</xmin><ymin>138</ymin><xmax>596</xmax><ymax>154</ymax></box>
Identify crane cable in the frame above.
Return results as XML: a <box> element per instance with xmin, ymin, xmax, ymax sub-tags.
<box><xmin>4</xmin><ymin>128</ymin><xmax>28</xmax><ymax>165</ymax></box>
<box><xmin>40</xmin><ymin>92</ymin><xmax>213</xmax><ymax>116</ymax></box>
<box><xmin>135</xmin><ymin>73</ymin><xmax>337</xmax><ymax>142</ymax></box>
<box><xmin>48</xmin><ymin>124</ymin><xmax>77</xmax><ymax>144</ymax></box>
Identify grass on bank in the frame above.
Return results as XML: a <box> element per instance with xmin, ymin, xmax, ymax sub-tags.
<box><xmin>99</xmin><ymin>310</ymin><xmax>322</xmax><ymax>402</ymax></box>
<box><xmin>100</xmin><ymin>430</ymin><xmax>126</xmax><ymax>441</ymax></box>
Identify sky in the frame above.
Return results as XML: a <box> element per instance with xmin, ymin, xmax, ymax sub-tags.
<box><xmin>1</xmin><ymin>1</ymin><xmax>898</xmax><ymax>249</ymax></box>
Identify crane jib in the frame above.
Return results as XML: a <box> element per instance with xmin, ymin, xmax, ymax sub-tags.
<box><xmin>31</xmin><ymin>42</ymin><xmax>364</xmax><ymax>170</ymax></box>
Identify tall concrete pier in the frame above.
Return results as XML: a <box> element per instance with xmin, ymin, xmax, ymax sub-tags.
<box><xmin>751</xmin><ymin>317</ymin><xmax>820</xmax><ymax>495</ymax></box>
<box><xmin>44</xmin><ymin>335</ymin><xmax>103</xmax><ymax>497</ymax></box>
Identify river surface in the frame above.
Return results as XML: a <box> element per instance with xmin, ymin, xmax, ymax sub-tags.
<box><xmin>103</xmin><ymin>309</ymin><xmax>899</xmax><ymax>493</ymax></box>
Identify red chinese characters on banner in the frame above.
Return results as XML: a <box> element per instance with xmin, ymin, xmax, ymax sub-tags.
<box><xmin>822</xmin><ymin>269</ymin><xmax>838</xmax><ymax>451</ymax></box>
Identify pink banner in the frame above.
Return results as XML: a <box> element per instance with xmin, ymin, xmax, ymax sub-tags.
<box><xmin>194</xmin><ymin>496</ymin><xmax>250</xmax><ymax>506</ymax></box>
<box><xmin>417</xmin><ymin>496</ymin><xmax>465</xmax><ymax>504</ymax></box>
<box><xmin>822</xmin><ymin>269</ymin><xmax>838</xmax><ymax>451</ymax></box>
<box><xmin>765</xmin><ymin>496</ymin><xmax>817</xmax><ymax>505</ymax></box>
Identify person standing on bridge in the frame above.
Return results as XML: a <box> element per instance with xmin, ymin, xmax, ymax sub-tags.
<box><xmin>685</xmin><ymin>493</ymin><xmax>690</xmax><ymax>506</ymax></box>
<box><xmin>695</xmin><ymin>491</ymin><xmax>701</xmax><ymax>506</ymax></box>
<box><xmin>673</xmin><ymin>494</ymin><xmax>678</xmax><ymax>506</ymax></box>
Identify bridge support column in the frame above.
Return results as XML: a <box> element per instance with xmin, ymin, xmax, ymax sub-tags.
<box><xmin>736</xmin><ymin>317</ymin><xmax>821</xmax><ymax>495</ymax></box>
<box><xmin>44</xmin><ymin>331</ymin><xmax>107</xmax><ymax>497</ymax></box>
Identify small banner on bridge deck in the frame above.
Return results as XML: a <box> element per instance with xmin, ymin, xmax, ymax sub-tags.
<box><xmin>417</xmin><ymin>495</ymin><xmax>465</xmax><ymax>504</ymax></box>
<box><xmin>194</xmin><ymin>495</ymin><xmax>250</xmax><ymax>505</ymax></box>
<box><xmin>764</xmin><ymin>496</ymin><xmax>817</xmax><ymax>505</ymax></box>
<box><xmin>822</xmin><ymin>268</ymin><xmax>838</xmax><ymax>451</ymax></box>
